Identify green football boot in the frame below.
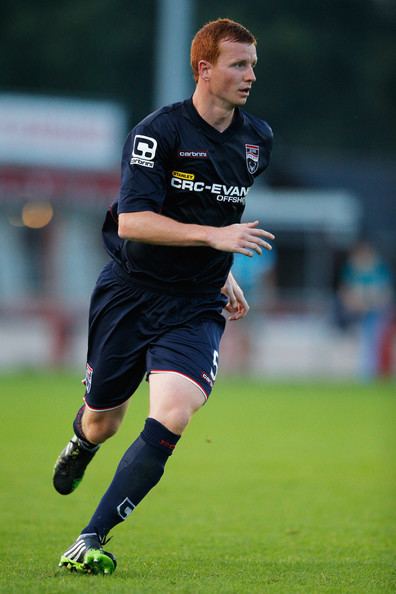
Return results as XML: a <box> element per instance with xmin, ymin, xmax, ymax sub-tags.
<box><xmin>59</xmin><ymin>533</ymin><xmax>117</xmax><ymax>575</ymax></box>
<box><xmin>53</xmin><ymin>435</ymin><xmax>98</xmax><ymax>495</ymax></box>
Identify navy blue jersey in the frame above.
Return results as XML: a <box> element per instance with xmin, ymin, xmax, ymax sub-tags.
<box><xmin>102</xmin><ymin>98</ymin><xmax>272</xmax><ymax>295</ymax></box>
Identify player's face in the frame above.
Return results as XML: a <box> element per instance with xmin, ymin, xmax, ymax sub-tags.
<box><xmin>208</xmin><ymin>41</ymin><xmax>257</xmax><ymax>109</ymax></box>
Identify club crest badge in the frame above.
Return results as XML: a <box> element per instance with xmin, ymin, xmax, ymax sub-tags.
<box><xmin>245</xmin><ymin>144</ymin><xmax>259</xmax><ymax>174</ymax></box>
<box><xmin>84</xmin><ymin>363</ymin><xmax>93</xmax><ymax>394</ymax></box>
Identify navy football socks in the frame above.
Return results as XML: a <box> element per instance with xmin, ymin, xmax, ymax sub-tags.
<box><xmin>81</xmin><ymin>418</ymin><xmax>180</xmax><ymax>538</ymax></box>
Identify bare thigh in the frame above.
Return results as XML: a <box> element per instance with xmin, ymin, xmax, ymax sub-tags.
<box><xmin>148</xmin><ymin>372</ymin><xmax>206</xmax><ymax>435</ymax></box>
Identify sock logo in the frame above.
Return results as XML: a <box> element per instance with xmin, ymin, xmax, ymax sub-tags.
<box><xmin>117</xmin><ymin>497</ymin><xmax>135</xmax><ymax>520</ymax></box>
<box><xmin>159</xmin><ymin>439</ymin><xmax>176</xmax><ymax>450</ymax></box>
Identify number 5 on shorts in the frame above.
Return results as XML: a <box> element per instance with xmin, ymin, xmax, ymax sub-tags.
<box><xmin>210</xmin><ymin>350</ymin><xmax>219</xmax><ymax>382</ymax></box>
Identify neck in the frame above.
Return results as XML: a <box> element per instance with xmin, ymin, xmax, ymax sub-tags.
<box><xmin>192</xmin><ymin>89</ymin><xmax>235</xmax><ymax>133</ymax></box>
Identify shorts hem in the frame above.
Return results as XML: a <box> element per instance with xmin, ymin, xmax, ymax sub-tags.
<box><xmin>149</xmin><ymin>370</ymin><xmax>209</xmax><ymax>400</ymax></box>
<box><xmin>83</xmin><ymin>396</ymin><xmax>129</xmax><ymax>412</ymax></box>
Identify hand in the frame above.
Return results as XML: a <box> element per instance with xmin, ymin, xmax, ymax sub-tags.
<box><xmin>207</xmin><ymin>220</ymin><xmax>274</xmax><ymax>256</ymax></box>
<box><xmin>221</xmin><ymin>271</ymin><xmax>249</xmax><ymax>321</ymax></box>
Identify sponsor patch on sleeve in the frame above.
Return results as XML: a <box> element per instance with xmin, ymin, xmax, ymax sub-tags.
<box><xmin>130</xmin><ymin>135</ymin><xmax>157</xmax><ymax>168</ymax></box>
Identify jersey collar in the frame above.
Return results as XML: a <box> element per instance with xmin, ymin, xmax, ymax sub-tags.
<box><xmin>183</xmin><ymin>97</ymin><xmax>244</xmax><ymax>143</ymax></box>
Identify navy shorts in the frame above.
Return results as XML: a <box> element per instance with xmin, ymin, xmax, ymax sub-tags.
<box><xmin>83</xmin><ymin>261</ymin><xmax>227</xmax><ymax>411</ymax></box>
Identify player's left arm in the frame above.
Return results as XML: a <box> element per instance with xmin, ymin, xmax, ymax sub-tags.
<box><xmin>221</xmin><ymin>271</ymin><xmax>249</xmax><ymax>321</ymax></box>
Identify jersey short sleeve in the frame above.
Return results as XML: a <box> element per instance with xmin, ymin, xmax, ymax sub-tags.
<box><xmin>118</xmin><ymin>117</ymin><xmax>175</xmax><ymax>214</ymax></box>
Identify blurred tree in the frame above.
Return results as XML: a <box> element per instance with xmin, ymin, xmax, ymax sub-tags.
<box><xmin>0</xmin><ymin>0</ymin><xmax>395</xmax><ymax>155</ymax></box>
<box><xmin>0</xmin><ymin>0</ymin><xmax>156</xmax><ymax>127</ymax></box>
<box><xmin>197</xmin><ymin>0</ymin><xmax>396</xmax><ymax>156</ymax></box>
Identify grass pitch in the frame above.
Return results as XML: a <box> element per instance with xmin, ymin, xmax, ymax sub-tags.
<box><xmin>0</xmin><ymin>372</ymin><xmax>395</xmax><ymax>593</ymax></box>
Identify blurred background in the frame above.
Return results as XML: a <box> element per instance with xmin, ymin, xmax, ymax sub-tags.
<box><xmin>0</xmin><ymin>0</ymin><xmax>395</xmax><ymax>380</ymax></box>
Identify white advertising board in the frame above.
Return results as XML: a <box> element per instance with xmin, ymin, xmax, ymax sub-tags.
<box><xmin>0</xmin><ymin>94</ymin><xmax>126</xmax><ymax>170</ymax></box>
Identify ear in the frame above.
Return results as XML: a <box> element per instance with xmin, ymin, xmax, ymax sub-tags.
<box><xmin>197</xmin><ymin>60</ymin><xmax>211</xmax><ymax>81</ymax></box>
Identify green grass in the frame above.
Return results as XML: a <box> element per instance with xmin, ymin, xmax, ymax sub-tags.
<box><xmin>0</xmin><ymin>372</ymin><xmax>395</xmax><ymax>593</ymax></box>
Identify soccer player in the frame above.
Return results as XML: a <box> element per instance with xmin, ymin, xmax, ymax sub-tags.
<box><xmin>54</xmin><ymin>17</ymin><xmax>274</xmax><ymax>574</ymax></box>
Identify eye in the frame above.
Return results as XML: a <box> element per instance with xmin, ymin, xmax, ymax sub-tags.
<box><xmin>233</xmin><ymin>61</ymin><xmax>257</xmax><ymax>69</ymax></box>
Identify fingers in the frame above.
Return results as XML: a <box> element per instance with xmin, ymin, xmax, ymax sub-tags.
<box><xmin>224</xmin><ymin>281</ymin><xmax>250</xmax><ymax>320</ymax></box>
<box><xmin>236</xmin><ymin>238</ymin><xmax>272</xmax><ymax>257</ymax></box>
<box><xmin>240</xmin><ymin>222</ymin><xmax>275</xmax><ymax>255</ymax></box>
<box><xmin>226</xmin><ymin>307</ymin><xmax>243</xmax><ymax>320</ymax></box>
<box><xmin>237</xmin><ymin>247</ymin><xmax>254</xmax><ymax>257</ymax></box>
<box><xmin>252</xmin><ymin>230</ymin><xmax>275</xmax><ymax>241</ymax></box>
<box><xmin>244</xmin><ymin>242</ymin><xmax>262</xmax><ymax>256</ymax></box>
<box><xmin>245</xmin><ymin>221</ymin><xmax>275</xmax><ymax>240</ymax></box>
<box><xmin>209</xmin><ymin>220</ymin><xmax>274</xmax><ymax>255</ymax></box>
<box><xmin>226</xmin><ymin>300</ymin><xmax>249</xmax><ymax>320</ymax></box>
<box><xmin>236</xmin><ymin>288</ymin><xmax>249</xmax><ymax>313</ymax></box>
<box><xmin>226</xmin><ymin>286</ymin><xmax>238</xmax><ymax>311</ymax></box>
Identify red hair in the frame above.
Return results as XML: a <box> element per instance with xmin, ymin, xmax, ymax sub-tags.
<box><xmin>190</xmin><ymin>18</ymin><xmax>256</xmax><ymax>82</ymax></box>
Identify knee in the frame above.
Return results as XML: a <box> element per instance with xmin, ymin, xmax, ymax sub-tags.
<box><xmin>152</xmin><ymin>405</ymin><xmax>198</xmax><ymax>435</ymax></box>
<box><xmin>167</xmin><ymin>409</ymin><xmax>191</xmax><ymax>435</ymax></box>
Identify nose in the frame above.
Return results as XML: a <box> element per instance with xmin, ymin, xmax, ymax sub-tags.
<box><xmin>246</xmin><ymin>65</ymin><xmax>256</xmax><ymax>82</ymax></box>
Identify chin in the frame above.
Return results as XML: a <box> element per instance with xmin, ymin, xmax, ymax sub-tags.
<box><xmin>236</xmin><ymin>97</ymin><xmax>248</xmax><ymax>106</ymax></box>
<box><xmin>223</xmin><ymin>96</ymin><xmax>247</xmax><ymax>110</ymax></box>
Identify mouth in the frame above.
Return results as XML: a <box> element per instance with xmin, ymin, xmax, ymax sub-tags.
<box><xmin>238</xmin><ymin>88</ymin><xmax>251</xmax><ymax>96</ymax></box>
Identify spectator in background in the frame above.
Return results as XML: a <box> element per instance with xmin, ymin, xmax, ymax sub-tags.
<box><xmin>337</xmin><ymin>241</ymin><xmax>394</xmax><ymax>379</ymax></box>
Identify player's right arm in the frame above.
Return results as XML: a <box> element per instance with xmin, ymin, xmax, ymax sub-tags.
<box><xmin>118</xmin><ymin>118</ymin><xmax>274</xmax><ymax>257</ymax></box>
<box><xmin>118</xmin><ymin>211</ymin><xmax>274</xmax><ymax>257</ymax></box>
